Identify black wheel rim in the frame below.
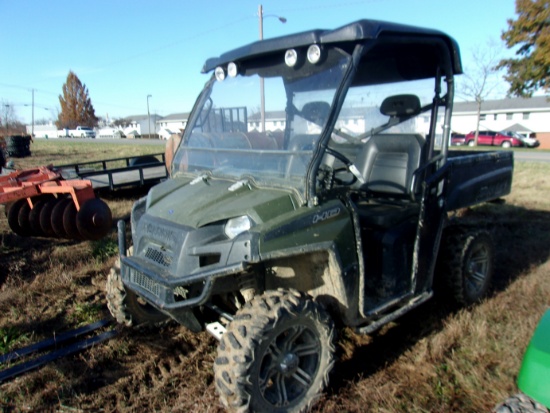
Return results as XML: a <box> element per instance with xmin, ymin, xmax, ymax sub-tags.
<box><xmin>258</xmin><ymin>323</ymin><xmax>321</xmax><ymax>407</ymax></box>
<box><xmin>465</xmin><ymin>241</ymin><xmax>490</xmax><ymax>297</ymax></box>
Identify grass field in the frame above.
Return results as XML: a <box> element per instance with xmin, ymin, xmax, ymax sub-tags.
<box><xmin>0</xmin><ymin>140</ymin><xmax>549</xmax><ymax>412</ymax></box>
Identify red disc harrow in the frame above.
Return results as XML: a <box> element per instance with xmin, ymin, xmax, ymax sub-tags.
<box><xmin>0</xmin><ymin>166</ymin><xmax>112</xmax><ymax>240</ymax></box>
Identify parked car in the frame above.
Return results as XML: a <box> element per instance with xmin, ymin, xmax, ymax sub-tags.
<box><xmin>465</xmin><ymin>130</ymin><xmax>523</xmax><ymax>148</ymax></box>
<box><xmin>503</xmin><ymin>131</ymin><xmax>540</xmax><ymax>148</ymax></box>
<box><xmin>451</xmin><ymin>133</ymin><xmax>466</xmax><ymax>146</ymax></box>
<box><xmin>493</xmin><ymin>309</ymin><xmax>550</xmax><ymax>413</ymax></box>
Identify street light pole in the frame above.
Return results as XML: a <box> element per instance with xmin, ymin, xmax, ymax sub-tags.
<box><xmin>259</xmin><ymin>4</ymin><xmax>265</xmax><ymax>133</ymax></box>
<box><xmin>258</xmin><ymin>4</ymin><xmax>286</xmax><ymax>133</ymax></box>
<box><xmin>147</xmin><ymin>94</ymin><xmax>152</xmax><ymax>139</ymax></box>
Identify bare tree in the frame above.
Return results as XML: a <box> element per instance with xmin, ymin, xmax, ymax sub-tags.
<box><xmin>1</xmin><ymin>100</ymin><xmax>19</xmax><ymax>135</ymax></box>
<box><xmin>458</xmin><ymin>40</ymin><xmax>506</xmax><ymax>145</ymax></box>
<box><xmin>34</xmin><ymin>118</ymin><xmax>51</xmax><ymax>126</ymax></box>
<box><xmin>112</xmin><ymin>117</ymin><xmax>131</xmax><ymax>128</ymax></box>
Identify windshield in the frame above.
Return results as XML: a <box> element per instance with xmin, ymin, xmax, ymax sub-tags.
<box><xmin>172</xmin><ymin>48</ymin><xmax>351</xmax><ymax>196</ymax></box>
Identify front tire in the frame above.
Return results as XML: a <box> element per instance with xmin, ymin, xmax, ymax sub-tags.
<box><xmin>106</xmin><ymin>247</ymin><xmax>169</xmax><ymax>327</ymax></box>
<box><xmin>493</xmin><ymin>393</ymin><xmax>548</xmax><ymax>413</ymax></box>
<box><xmin>214</xmin><ymin>289</ymin><xmax>335</xmax><ymax>413</ymax></box>
<box><xmin>502</xmin><ymin>141</ymin><xmax>512</xmax><ymax>148</ymax></box>
<box><xmin>437</xmin><ymin>229</ymin><xmax>494</xmax><ymax>305</ymax></box>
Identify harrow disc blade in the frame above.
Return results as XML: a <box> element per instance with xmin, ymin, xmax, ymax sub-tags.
<box><xmin>17</xmin><ymin>201</ymin><xmax>32</xmax><ymax>237</ymax></box>
<box><xmin>76</xmin><ymin>198</ymin><xmax>113</xmax><ymax>241</ymax></box>
<box><xmin>29</xmin><ymin>196</ymin><xmax>55</xmax><ymax>237</ymax></box>
<box><xmin>62</xmin><ymin>201</ymin><xmax>81</xmax><ymax>240</ymax></box>
<box><xmin>51</xmin><ymin>198</ymin><xmax>72</xmax><ymax>238</ymax></box>
<box><xmin>6</xmin><ymin>199</ymin><xmax>31</xmax><ymax>237</ymax></box>
<box><xmin>39</xmin><ymin>198</ymin><xmax>60</xmax><ymax>237</ymax></box>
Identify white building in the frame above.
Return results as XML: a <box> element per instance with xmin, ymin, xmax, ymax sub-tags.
<box><xmin>452</xmin><ymin>96</ymin><xmax>550</xmax><ymax>148</ymax></box>
<box><xmin>26</xmin><ymin>122</ymin><xmax>58</xmax><ymax>138</ymax></box>
<box><xmin>123</xmin><ymin>114</ymin><xmax>163</xmax><ymax>138</ymax></box>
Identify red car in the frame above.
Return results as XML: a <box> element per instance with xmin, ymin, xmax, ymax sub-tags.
<box><xmin>464</xmin><ymin>130</ymin><xmax>523</xmax><ymax>148</ymax></box>
<box><xmin>451</xmin><ymin>133</ymin><xmax>466</xmax><ymax>146</ymax></box>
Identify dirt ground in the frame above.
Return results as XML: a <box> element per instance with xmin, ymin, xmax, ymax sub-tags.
<box><xmin>1</xmin><ymin>178</ymin><xmax>550</xmax><ymax>412</ymax></box>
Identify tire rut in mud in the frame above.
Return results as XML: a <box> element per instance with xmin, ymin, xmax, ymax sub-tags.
<box><xmin>76</xmin><ymin>329</ymin><xmax>221</xmax><ymax>412</ymax></box>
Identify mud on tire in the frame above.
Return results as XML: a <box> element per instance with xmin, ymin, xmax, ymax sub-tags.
<box><xmin>214</xmin><ymin>289</ymin><xmax>336</xmax><ymax>413</ymax></box>
<box><xmin>106</xmin><ymin>247</ymin><xmax>169</xmax><ymax>327</ymax></box>
<box><xmin>436</xmin><ymin>229</ymin><xmax>494</xmax><ymax>305</ymax></box>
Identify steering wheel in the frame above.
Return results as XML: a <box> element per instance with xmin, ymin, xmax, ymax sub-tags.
<box><xmin>325</xmin><ymin>147</ymin><xmax>365</xmax><ymax>186</ymax></box>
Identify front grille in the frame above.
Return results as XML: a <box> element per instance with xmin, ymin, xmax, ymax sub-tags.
<box><xmin>145</xmin><ymin>247</ymin><xmax>171</xmax><ymax>267</ymax></box>
<box><xmin>131</xmin><ymin>270</ymin><xmax>161</xmax><ymax>298</ymax></box>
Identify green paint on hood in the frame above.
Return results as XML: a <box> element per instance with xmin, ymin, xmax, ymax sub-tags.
<box><xmin>146</xmin><ymin>176</ymin><xmax>297</xmax><ymax>228</ymax></box>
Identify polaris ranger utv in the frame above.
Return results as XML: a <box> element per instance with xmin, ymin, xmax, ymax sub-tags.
<box><xmin>107</xmin><ymin>19</ymin><xmax>513</xmax><ymax>412</ymax></box>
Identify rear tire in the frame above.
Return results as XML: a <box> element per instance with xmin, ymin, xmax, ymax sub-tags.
<box><xmin>437</xmin><ymin>229</ymin><xmax>494</xmax><ymax>305</ymax></box>
<box><xmin>493</xmin><ymin>393</ymin><xmax>548</xmax><ymax>413</ymax></box>
<box><xmin>214</xmin><ymin>289</ymin><xmax>335</xmax><ymax>413</ymax></box>
<box><xmin>106</xmin><ymin>247</ymin><xmax>169</xmax><ymax>327</ymax></box>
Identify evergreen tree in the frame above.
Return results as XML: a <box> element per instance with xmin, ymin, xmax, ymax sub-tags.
<box><xmin>499</xmin><ymin>0</ymin><xmax>550</xmax><ymax>97</ymax></box>
<box><xmin>56</xmin><ymin>71</ymin><xmax>99</xmax><ymax>129</ymax></box>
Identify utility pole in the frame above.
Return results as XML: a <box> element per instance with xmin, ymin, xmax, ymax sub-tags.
<box><xmin>258</xmin><ymin>4</ymin><xmax>286</xmax><ymax>133</ymax></box>
<box><xmin>31</xmin><ymin>89</ymin><xmax>35</xmax><ymax>138</ymax></box>
<box><xmin>147</xmin><ymin>94</ymin><xmax>152</xmax><ymax>139</ymax></box>
<box><xmin>259</xmin><ymin>4</ymin><xmax>265</xmax><ymax>133</ymax></box>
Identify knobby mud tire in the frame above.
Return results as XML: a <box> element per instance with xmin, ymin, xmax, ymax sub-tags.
<box><xmin>437</xmin><ymin>229</ymin><xmax>494</xmax><ymax>305</ymax></box>
<box><xmin>106</xmin><ymin>247</ymin><xmax>169</xmax><ymax>328</ymax></box>
<box><xmin>493</xmin><ymin>393</ymin><xmax>549</xmax><ymax>413</ymax></box>
<box><xmin>214</xmin><ymin>289</ymin><xmax>336</xmax><ymax>413</ymax></box>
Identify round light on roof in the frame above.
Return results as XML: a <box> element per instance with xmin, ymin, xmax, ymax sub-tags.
<box><xmin>284</xmin><ymin>49</ymin><xmax>298</xmax><ymax>67</ymax></box>
<box><xmin>215</xmin><ymin>66</ymin><xmax>226</xmax><ymax>81</ymax></box>
<box><xmin>227</xmin><ymin>62</ymin><xmax>238</xmax><ymax>77</ymax></box>
<box><xmin>307</xmin><ymin>44</ymin><xmax>322</xmax><ymax>64</ymax></box>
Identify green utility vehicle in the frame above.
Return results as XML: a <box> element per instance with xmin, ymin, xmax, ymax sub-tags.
<box><xmin>107</xmin><ymin>19</ymin><xmax>514</xmax><ymax>412</ymax></box>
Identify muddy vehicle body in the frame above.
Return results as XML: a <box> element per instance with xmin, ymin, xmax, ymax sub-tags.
<box><xmin>108</xmin><ymin>19</ymin><xmax>513</xmax><ymax>412</ymax></box>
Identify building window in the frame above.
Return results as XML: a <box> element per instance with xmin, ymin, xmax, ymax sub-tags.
<box><xmin>523</xmin><ymin>112</ymin><xmax>530</xmax><ymax>120</ymax></box>
<box><xmin>506</xmin><ymin>113</ymin><xmax>513</xmax><ymax>120</ymax></box>
<box><xmin>480</xmin><ymin>114</ymin><xmax>486</xmax><ymax>121</ymax></box>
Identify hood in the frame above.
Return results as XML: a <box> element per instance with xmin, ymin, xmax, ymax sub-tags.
<box><xmin>146</xmin><ymin>176</ymin><xmax>298</xmax><ymax>228</ymax></box>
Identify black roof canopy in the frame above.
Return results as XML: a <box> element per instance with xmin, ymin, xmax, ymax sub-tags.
<box><xmin>202</xmin><ymin>19</ymin><xmax>462</xmax><ymax>75</ymax></box>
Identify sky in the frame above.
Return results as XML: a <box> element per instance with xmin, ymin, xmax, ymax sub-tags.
<box><xmin>0</xmin><ymin>0</ymin><xmax>518</xmax><ymax>125</ymax></box>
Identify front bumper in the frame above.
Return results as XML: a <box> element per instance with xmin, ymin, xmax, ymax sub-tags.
<box><xmin>121</xmin><ymin>253</ymin><xmax>246</xmax><ymax>310</ymax></box>
<box><xmin>117</xmin><ymin>218</ymin><xmax>257</xmax><ymax>313</ymax></box>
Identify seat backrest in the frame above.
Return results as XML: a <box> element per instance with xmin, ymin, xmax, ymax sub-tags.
<box><xmin>301</xmin><ymin>101</ymin><xmax>331</xmax><ymax>125</ymax></box>
<box><xmin>285</xmin><ymin>134</ymin><xmax>316</xmax><ymax>177</ymax></box>
<box><xmin>353</xmin><ymin>133</ymin><xmax>425</xmax><ymax>197</ymax></box>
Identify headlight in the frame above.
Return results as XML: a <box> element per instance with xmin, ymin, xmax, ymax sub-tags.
<box><xmin>227</xmin><ymin>62</ymin><xmax>239</xmax><ymax>77</ymax></box>
<box><xmin>215</xmin><ymin>66</ymin><xmax>226</xmax><ymax>81</ymax></box>
<box><xmin>224</xmin><ymin>216</ymin><xmax>253</xmax><ymax>239</ymax></box>
<box><xmin>285</xmin><ymin>49</ymin><xmax>298</xmax><ymax>67</ymax></box>
<box><xmin>307</xmin><ymin>44</ymin><xmax>322</xmax><ymax>64</ymax></box>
